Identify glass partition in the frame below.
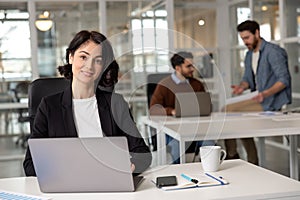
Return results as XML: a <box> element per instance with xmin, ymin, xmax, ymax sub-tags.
<box><xmin>0</xmin><ymin>3</ymin><xmax>31</xmax><ymax>83</ymax></box>
<box><xmin>36</xmin><ymin>1</ymin><xmax>99</xmax><ymax>77</ymax></box>
<box><xmin>230</xmin><ymin>48</ymin><xmax>247</xmax><ymax>85</ymax></box>
<box><xmin>229</xmin><ymin>1</ymin><xmax>249</xmax><ymax>87</ymax></box>
<box><xmin>285</xmin><ymin>42</ymin><xmax>300</xmax><ymax>107</ymax></box>
<box><xmin>107</xmin><ymin>1</ymin><xmax>169</xmax><ymax>93</ymax></box>
<box><xmin>173</xmin><ymin>0</ymin><xmax>220</xmax><ymax>109</ymax></box>
<box><xmin>174</xmin><ymin>1</ymin><xmax>216</xmax><ymax>51</ymax></box>
<box><xmin>285</xmin><ymin>0</ymin><xmax>300</xmax><ymax>38</ymax></box>
<box><xmin>253</xmin><ymin>0</ymin><xmax>280</xmax><ymax>41</ymax></box>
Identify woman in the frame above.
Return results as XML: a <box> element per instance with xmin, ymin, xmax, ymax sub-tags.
<box><xmin>23</xmin><ymin>30</ymin><xmax>152</xmax><ymax>176</ymax></box>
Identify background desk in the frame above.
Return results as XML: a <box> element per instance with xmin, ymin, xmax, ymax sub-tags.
<box><xmin>0</xmin><ymin>102</ymin><xmax>28</xmax><ymax>137</ymax></box>
<box><xmin>141</xmin><ymin>112</ymin><xmax>300</xmax><ymax>180</ymax></box>
<box><xmin>0</xmin><ymin>102</ymin><xmax>28</xmax><ymax>161</ymax></box>
<box><xmin>0</xmin><ymin>102</ymin><xmax>27</xmax><ymax>110</ymax></box>
<box><xmin>0</xmin><ymin>160</ymin><xmax>300</xmax><ymax>200</ymax></box>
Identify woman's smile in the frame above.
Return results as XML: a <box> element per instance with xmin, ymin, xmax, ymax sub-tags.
<box><xmin>81</xmin><ymin>70</ymin><xmax>94</xmax><ymax>77</ymax></box>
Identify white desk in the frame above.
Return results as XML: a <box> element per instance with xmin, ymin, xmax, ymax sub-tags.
<box><xmin>0</xmin><ymin>102</ymin><xmax>28</xmax><ymax>161</ymax></box>
<box><xmin>123</xmin><ymin>95</ymin><xmax>147</xmax><ymax>103</ymax></box>
<box><xmin>0</xmin><ymin>102</ymin><xmax>28</xmax><ymax>110</ymax></box>
<box><xmin>0</xmin><ymin>102</ymin><xmax>28</xmax><ymax>134</ymax></box>
<box><xmin>141</xmin><ymin>112</ymin><xmax>300</xmax><ymax>180</ymax></box>
<box><xmin>0</xmin><ymin>160</ymin><xmax>300</xmax><ymax>200</ymax></box>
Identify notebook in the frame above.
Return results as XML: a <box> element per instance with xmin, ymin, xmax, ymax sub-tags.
<box><xmin>175</xmin><ymin>92</ymin><xmax>212</xmax><ymax>117</ymax></box>
<box><xmin>28</xmin><ymin>137</ymin><xmax>143</xmax><ymax>193</ymax></box>
<box><xmin>153</xmin><ymin>172</ymin><xmax>229</xmax><ymax>191</ymax></box>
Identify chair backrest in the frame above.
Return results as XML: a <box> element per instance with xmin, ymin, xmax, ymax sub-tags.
<box><xmin>28</xmin><ymin>77</ymin><xmax>70</xmax><ymax>132</ymax></box>
<box><xmin>14</xmin><ymin>81</ymin><xmax>30</xmax><ymax>102</ymax></box>
<box><xmin>146</xmin><ymin>73</ymin><xmax>171</xmax><ymax>108</ymax></box>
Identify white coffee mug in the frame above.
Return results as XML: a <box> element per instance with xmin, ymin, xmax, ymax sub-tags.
<box><xmin>200</xmin><ymin>146</ymin><xmax>227</xmax><ymax>172</ymax></box>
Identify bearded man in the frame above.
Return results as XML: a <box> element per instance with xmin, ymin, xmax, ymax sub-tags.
<box><xmin>224</xmin><ymin>20</ymin><xmax>291</xmax><ymax>165</ymax></box>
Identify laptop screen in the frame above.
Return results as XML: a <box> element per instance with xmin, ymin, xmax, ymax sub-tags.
<box><xmin>175</xmin><ymin>92</ymin><xmax>212</xmax><ymax>117</ymax></box>
<box><xmin>28</xmin><ymin>137</ymin><xmax>142</xmax><ymax>192</ymax></box>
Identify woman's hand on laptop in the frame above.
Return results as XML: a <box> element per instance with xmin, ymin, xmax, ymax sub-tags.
<box><xmin>131</xmin><ymin>163</ymin><xmax>135</xmax><ymax>172</ymax></box>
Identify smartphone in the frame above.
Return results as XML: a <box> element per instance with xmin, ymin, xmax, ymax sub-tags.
<box><xmin>156</xmin><ymin>176</ymin><xmax>177</xmax><ymax>188</ymax></box>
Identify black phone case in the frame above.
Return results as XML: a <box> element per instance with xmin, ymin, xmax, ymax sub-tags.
<box><xmin>156</xmin><ymin>176</ymin><xmax>177</xmax><ymax>188</ymax></box>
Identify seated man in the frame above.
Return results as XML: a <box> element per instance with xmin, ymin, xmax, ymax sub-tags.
<box><xmin>150</xmin><ymin>51</ymin><xmax>214</xmax><ymax>164</ymax></box>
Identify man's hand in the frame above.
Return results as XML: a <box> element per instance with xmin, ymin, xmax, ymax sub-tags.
<box><xmin>252</xmin><ymin>92</ymin><xmax>264</xmax><ymax>103</ymax></box>
<box><xmin>171</xmin><ymin>109</ymin><xmax>176</xmax><ymax>116</ymax></box>
<box><xmin>231</xmin><ymin>85</ymin><xmax>245</xmax><ymax>95</ymax></box>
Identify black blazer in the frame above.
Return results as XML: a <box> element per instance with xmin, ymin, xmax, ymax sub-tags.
<box><xmin>23</xmin><ymin>84</ymin><xmax>152</xmax><ymax>176</ymax></box>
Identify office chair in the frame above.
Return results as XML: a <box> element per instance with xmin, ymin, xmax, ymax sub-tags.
<box><xmin>28</xmin><ymin>77</ymin><xmax>70</xmax><ymax>134</ymax></box>
<box><xmin>146</xmin><ymin>73</ymin><xmax>171</xmax><ymax>108</ymax></box>
<box><xmin>146</xmin><ymin>73</ymin><xmax>171</xmax><ymax>151</ymax></box>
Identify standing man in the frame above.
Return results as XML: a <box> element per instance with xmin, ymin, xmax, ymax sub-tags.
<box><xmin>150</xmin><ymin>51</ymin><xmax>214</xmax><ymax>164</ymax></box>
<box><xmin>225</xmin><ymin>20</ymin><xmax>292</xmax><ymax>165</ymax></box>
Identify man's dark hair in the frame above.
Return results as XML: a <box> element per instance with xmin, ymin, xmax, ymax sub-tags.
<box><xmin>237</xmin><ymin>20</ymin><xmax>260</xmax><ymax>35</ymax></box>
<box><xmin>170</xmin><ymin>51</ymin><xmax>193</xmax><ymax>69</ymax></box>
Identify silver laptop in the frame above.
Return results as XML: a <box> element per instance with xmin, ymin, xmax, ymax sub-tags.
<box><xmin>175</xmin><ymin>92</ymin><xmax>212</xmax><ymax>117</ymax></box>
<box><xmin>28</xmin><ymin>137</ymin><xmax>143</xmax><ymax>193</ymax></box>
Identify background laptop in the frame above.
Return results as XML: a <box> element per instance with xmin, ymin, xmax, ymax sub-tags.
<box><xmin>28</xmin><ymin>137</ymin><xmax>143</xmax><ymax>193</ymax></box>
<box><xmin>175</xmin><ymin>92</ymin><xmax>212</xmax><ymax>117</ymax></box>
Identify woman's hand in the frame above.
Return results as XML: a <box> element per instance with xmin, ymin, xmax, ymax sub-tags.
<box><xmin>131</xmin><ymin>163</ymin><xmax>135</xmax><ymax>172</ymax></box>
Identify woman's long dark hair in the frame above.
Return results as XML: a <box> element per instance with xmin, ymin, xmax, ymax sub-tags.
<box><xmin>58</xmin><ymin>30</ymin><xmax>118</xmax><ymax>86</ymax></box>
<box><xmin>98</xmin><ymin>60</ymin><xmax>119</xmax><ymax>88</ymax></box>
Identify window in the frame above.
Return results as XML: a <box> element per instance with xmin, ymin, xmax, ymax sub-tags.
<box><xmin>0</xmin><ymin>9</ymin><xmax>31</xmax><ymax>80</ymax></box>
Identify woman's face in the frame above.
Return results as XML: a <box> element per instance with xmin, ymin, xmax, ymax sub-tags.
<box><xmin>69</xmin><ymin>40</ymin><xmax>102</xmax><ymax>85</ymax></box>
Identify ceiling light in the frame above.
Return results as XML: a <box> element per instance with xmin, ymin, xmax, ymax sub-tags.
<box><xmin>261</xmin><ymin>6</ymin><xmax>268</xmax><ymax>11</ymax></box>
<box><xmin>198</xmin><ymin>19</ymin><xmax>205</xmax><ymax>26</ymax></box>
<box><xmin>35</xmin><ymin>11</ymin><xmax>53</xmax><ymax>32</ymax></box>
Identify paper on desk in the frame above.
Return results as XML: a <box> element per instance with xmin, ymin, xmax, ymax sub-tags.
<box><xmin>225</xmin><ymin>91</ymin><xmax>258</xmax><ymax>105</ymax></box>
<box><xmin>244</xmin><ymin>111</ymin><xmax>282</xmax><ymax>117</ymax></box>
<box><xmin>0</xmin><ymin>190</ymin><xmax>51</xmax><ymax>200</ymax></box>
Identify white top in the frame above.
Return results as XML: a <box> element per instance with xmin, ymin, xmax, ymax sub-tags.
<box><xmin>252</xmin><ymin>51</ymin><xmax>260</xmax><ymax>75</ymax></box>
<box><xmin>72</xmin><ymin>95</ymin><xmax>103</xmax><ymax>138</ymax></box>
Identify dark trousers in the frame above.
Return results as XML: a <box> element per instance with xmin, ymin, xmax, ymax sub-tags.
<box><xmin>223</xmin><ymin>99</ymin><xmax>263</xmax><ymax>165</ymax></box>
